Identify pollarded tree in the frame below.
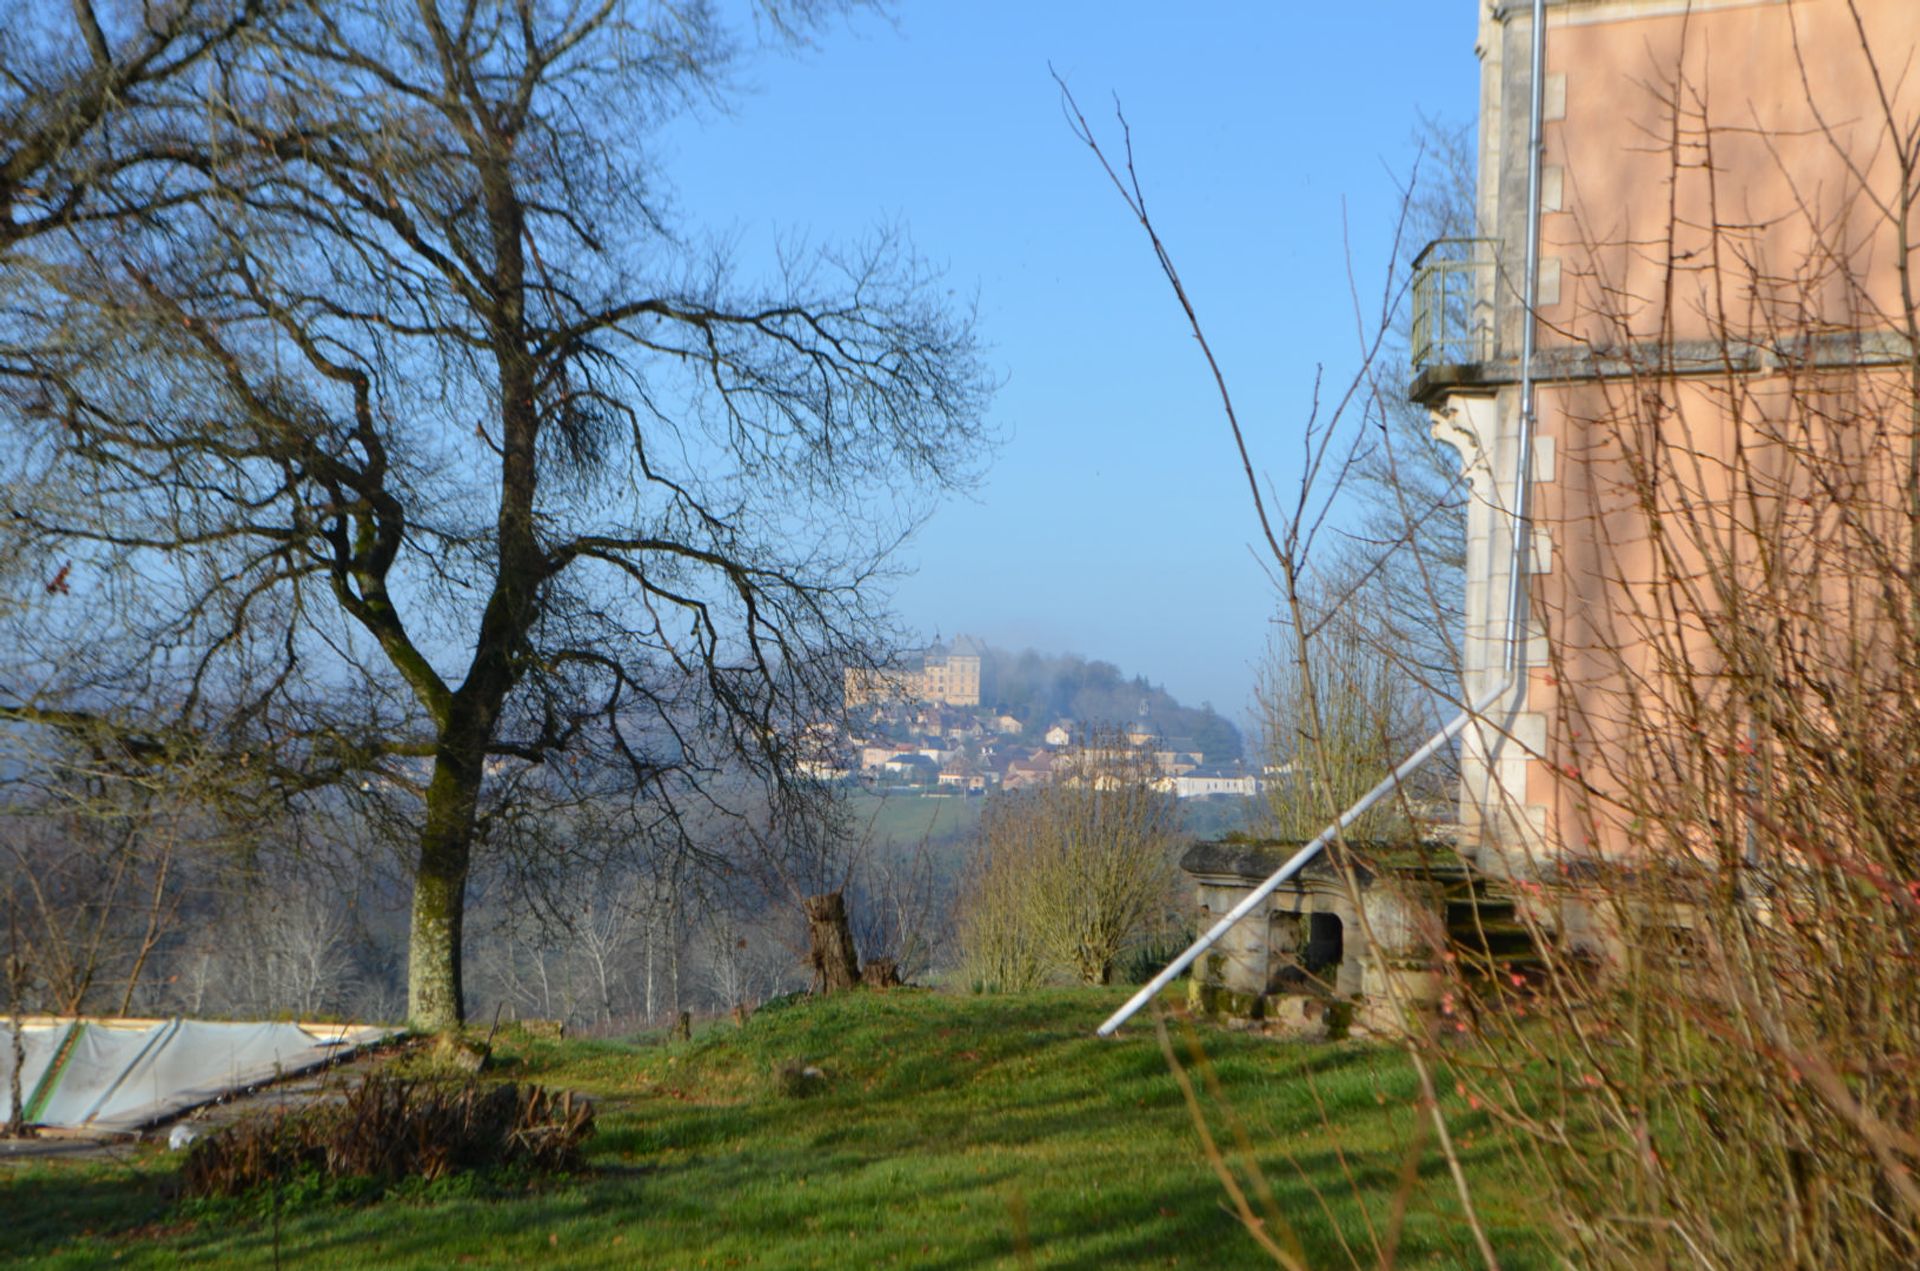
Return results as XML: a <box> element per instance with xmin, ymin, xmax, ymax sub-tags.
<box><xmin>0</xmin><ymin>1</ymin><xmax>990</xmax><ymax>1029</ymax></box>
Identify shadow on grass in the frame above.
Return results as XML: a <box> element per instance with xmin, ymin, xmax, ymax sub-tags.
<box><xmin>1</xmin><ymin>1163</ymin><xmax>182</xmax><ymax>1261</ymax></box>
<box><xmin>170</xmin><ymin>1162</ymin><xmax>1310</xmax><ymax>1270</ymax></box>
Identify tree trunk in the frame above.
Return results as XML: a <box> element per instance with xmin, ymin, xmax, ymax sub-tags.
<box><xmin>643</xmin><ymin>922</ymin><xmax>656</xmax><ymax>1023</ymax></box>
<box><xmin>6</xmin><ymin>911</ymin><xmax>27</xmax><ymax>1136</ymax></box>
<box><xmin>5</xmin><ymin>1020</ymin><xmax>22</xmax><ymax>1136</ymax></box>
<box><xmin>407</xmin><ymin>757</ymin><xmax>483</xmax><ymax>1032</ymax></box>
<box><xmin>398</xmin><ymin>145</ymin><xmax>542</xmax><ymax>1036</ymax></box>
<box><xmin>804</xmin><ymin>891</ymin><xmax>862</xmax><ymax>993</ymax></box>
<box><xmin>669</xmin><ymin>885</ymin><xmax>686</xmax><ymax>1018</ymax></box>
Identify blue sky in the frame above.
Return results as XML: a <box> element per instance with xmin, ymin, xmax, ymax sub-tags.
<box><xmin>664</xmin><ymin>4</ymin><xmax>1480</xmax><ymax>725</ymax></box>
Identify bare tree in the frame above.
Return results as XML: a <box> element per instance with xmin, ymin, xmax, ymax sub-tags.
<box><xmin>262</xmin><ymin>892</ymin><xmax>357</xmax><ymax>1018</ymax></box>
<box><xmin>1058</xmin><ymin>75</ymin><xmax>1505</xmax><ymax>1268</ymax></box>
<box><xmin>0</xmin><ymin>1</ymin><xmax>265</xmax><ymax>254</ymax></box>
<box><xmin>846</xmin><ymin>834</ymin><xmax>950</xmax><ymax>984</ymax></box>
<box><xmin>634</xmin><ymin>863</ymin><xmax>690</xmax><ymax>1024</ymax></box>
<box><xmin>1338</xmin><ymin>115</ymin><xmax>1480</xmax><ymax>690</ymax></box>
<box><xmin>957</xmin><ymin>735</ymin><xmax>1181</xmax><ymax>988</ymax></box>
<box><xmin>1257</xmin><ymin>577</ymin><xmax>1446</xmax><ymax>844</ymax></box>
<box><xmin>569</xmin><ymin>881</ymin><xmax>644</xmax><ymax>1029</ymax></box>
<box><xmin>0</xmin><ymin>726</ymin><xmax>268</xmax><ymax>1016</ymax></box>
<box><xmin>0</xmin><ymin>1</ymin><xmax>991</xmax><ymax>1030</ymax></box>
<box><xmin>699</xmin><ymin>907</ymin><xmax>800</xmax><ymax>1014</ymax></box>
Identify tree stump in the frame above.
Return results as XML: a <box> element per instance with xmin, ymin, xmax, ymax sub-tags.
<box><xmin>435</xmin><ymin>1036</ymin><xmax>488</xmax><ymax>1074</ymax></box>
<box><xmin>863</xmin><ymin>958</ymin><xmax>902</xmax><ymax>989</ymax></box>
<box><xmin>670</xmin><ymin>1011</ymin><xmax>692</xmax><ymax>1042</ymax></box>
<box><xmin>803</xmin><ymin>892</ymin><xmax>863</xmax><ymax>993</ymax></box>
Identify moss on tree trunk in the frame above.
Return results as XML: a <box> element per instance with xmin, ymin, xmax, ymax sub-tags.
<box><xmin>408</xmin><ymin>756</ymin><xmax>483</xmax><ymax>1032</ymax></box>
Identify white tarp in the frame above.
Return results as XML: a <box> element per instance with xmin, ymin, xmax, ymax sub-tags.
<box><xmin>31</xmin><ymin>1019</ymin><xmax>175</xmax><ymax>1128</ymax></box>
<box><xmin>1</xmin><ymin>1018</ymin><xmax>393</xmax><ymax>1133</ymax></box>
<box><xmin>0</xmin><ymin>1020</ymin><xmax>73</xmax><ymax>1120</ymax></box>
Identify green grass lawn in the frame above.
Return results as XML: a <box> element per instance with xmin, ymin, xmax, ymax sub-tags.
<box><xmin>844</xmin><ymin>790</ymin><xmax>985</xmax><ymax>850</ymax></box>
<box><xmin>1</xmin><ymin>990</ymin><xmax>1546</xmax><ymax>1268</ymax></box>
<box><xmin>842</xmin><ymin>791</ymin><xmax>1253</xmax><ymax>854</ymax></box>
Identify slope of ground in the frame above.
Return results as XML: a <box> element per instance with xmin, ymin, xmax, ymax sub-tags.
<box><xmin>1</xmin><ymin>990</ymin><xmax>1545</xmax><ymax>1268</ymax></box>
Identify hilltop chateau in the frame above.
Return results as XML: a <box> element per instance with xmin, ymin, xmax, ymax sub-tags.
<box><xmin>826</xmin><ymin>635</ymin><xmax>1258</xmax><ymax>800</ymax></box>
<box><xmin>842</xmin><ymin>636</ymin><xmax>984</xmax><ymax>708</ymax></box>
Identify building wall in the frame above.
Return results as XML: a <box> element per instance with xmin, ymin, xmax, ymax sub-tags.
<box><xmin>1436</xmin><ymin>0</ymin><xmax>1920</xmax><ymax>868</ymax></box>
<box><xmin>843</xmin><ymin>647</ymin><xmax>982</xmax><ymax>708</ymax></box>
<box><xmin>922</xmin><ymin>650</ymin><xmax>982</xmax><ymax>706</ymax></box>
<box><xmin>843</xmin><ymin>665</ymin><xmax>920</xmax><ymax>708</ymax></box>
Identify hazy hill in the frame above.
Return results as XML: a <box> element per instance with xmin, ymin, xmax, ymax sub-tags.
<box><xmin>980</xmin><ymin>646</ymin><xmax>1242</xmax><ymax>760</ymax></box>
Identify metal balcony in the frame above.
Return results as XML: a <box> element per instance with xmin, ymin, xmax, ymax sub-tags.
<box><xmin>1411</xmin><ymin>238</ymin><xmax>1502</xmax><ymax>372</ymax></box>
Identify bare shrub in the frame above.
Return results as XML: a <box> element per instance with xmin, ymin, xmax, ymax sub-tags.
<box><xmin>956</xmin><ymin>736</ymin><xmax>1181</xmax><ymax>989</ymax></box>
<box><xmin>180</xmin><ymin>1074</ymin><xmax>594</xmax><ymax>1200</ymax></box>
<box><xmin>952</xmin><ymin>829</ymin><xmax>1052</xmax><ymax>994</ymax></box>
<box><xmin>1258</xmin><ymin>582</ymin><xmax>1447</xmax><ymax>843</ymax></box>
<box><xmin>1399</xmin><ymin>9</ymin><xmax>1920</xmax><ymax>1264</ymax></box>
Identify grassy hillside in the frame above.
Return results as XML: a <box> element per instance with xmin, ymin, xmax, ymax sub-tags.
<box><xmin>845</xmin><ymin>791</ymin><xmax>1254</xmax><ymax>856</ymax></box>
<box><xmin>845</xmin><ymin>791</ymin><xmax>986</xmax><ymax>851</ymax></box>
<box><xmin>3</xmin><ymin>990</ymin><xmax>1547</xmax><ymax>1268</ymax></box>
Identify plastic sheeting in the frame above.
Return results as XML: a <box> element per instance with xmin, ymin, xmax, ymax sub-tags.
<box><xmin>0</xmin><ymin>1018</ymin><xmax>393</xmax><ymax>1132</ymax></box>
<box><xmin>0</xmin><ymin>1020</ymin><xmax>72</xmax><ymax>1121</ymax></box>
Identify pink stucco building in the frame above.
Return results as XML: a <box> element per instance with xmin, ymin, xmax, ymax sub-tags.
<box><xmin>1418</xmin><ymin>0</ymin><xmax>1920</xmax><ymax>874</ymax></box>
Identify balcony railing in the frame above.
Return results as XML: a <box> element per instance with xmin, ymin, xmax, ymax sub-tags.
<box><xmin>1411</xmin><ymin>237</ymin><xmax>1501</xmax><ymax>372</ymax></box>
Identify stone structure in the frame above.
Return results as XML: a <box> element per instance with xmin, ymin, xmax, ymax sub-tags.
<box><xmin>1181</xmin><ymin>841</ymin><xmax>1465</xmax><ymax>1039</ymax></box>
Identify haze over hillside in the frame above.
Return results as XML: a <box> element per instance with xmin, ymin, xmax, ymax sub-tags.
<box><xmin>976</xmin><ymin>644</ymin><xmax>1242</xmax><ymax>760</ymax></box>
